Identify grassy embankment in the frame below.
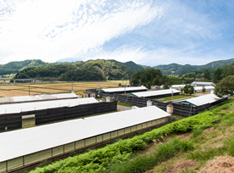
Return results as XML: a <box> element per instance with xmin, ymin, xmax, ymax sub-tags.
<box><xmin>30</xmin><ymin>98</ymin><xmax>233</xmax><ymax>173</ymax></box>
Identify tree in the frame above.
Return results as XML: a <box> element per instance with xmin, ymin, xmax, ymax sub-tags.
<box><xmin>215</xmin><ymin>75</ymin><xmax>234</xmax><ymax>96</ymax></box>
<box><xmin>146</xmin><ymin>82</ymin><xmax>152</xmax><ymax>89</ymax></box>
<box><xmin>204</xmin><ymin>69</ymin><xmax>211</xmax><ymax>80</ymax></box>
<box><xmin>202</xmin><ymin>87</ymin><xmax>206</xmax><ymax>93</ymax></box>
<box><xmin>130</xmin><ymin>68</ymin><xmax>163</xmax><ymax>86</ymax></box>
<box><xmin>213</xmin><ymin>68</ymin><xmax>223</xmax><ymax>83</ymax></box>
<box><xmin>163</xmin><ymin>83</ymin><xmax>170</xmax><ymax>89</ymax></box>
<box><xmin>183</xmin><ymin>85</ymin><xmax>194</xmax><ymax>95</ymax></box>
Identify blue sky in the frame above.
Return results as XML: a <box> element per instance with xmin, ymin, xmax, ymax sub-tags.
<box><xmin>0</xmin><ymin>0</ymin><xmax>234</xmax><ymax>66</ymax></box>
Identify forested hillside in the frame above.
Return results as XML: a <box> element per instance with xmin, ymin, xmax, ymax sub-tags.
<box><xmin>14</xmin><ymin>59</ymin><xmax>142</xmax><ymax>81</ymax></box>
<box><xmin>154</xmin><ymin>58</ymin><xmax>234</xmax><ymax>76</ymax></box>
<box><xmin>0</xmin><ymin>59</ymin><xmax>49</xmax><ymax>75</ymax></box>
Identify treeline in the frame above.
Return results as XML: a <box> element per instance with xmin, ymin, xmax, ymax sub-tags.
<box><xmin>130</xmin><ymin>68</ymin><xmax>193</xmax><ymax>89</ymax></box>
<box><xmin>196</xmin><ymin>62</ymin><xmax>234</xmax><ymax>83</ymax></box>
<box><xmin>14</xmin><ymin>59</ymin><xmax>136</xmax><ymax>81</ymax></box>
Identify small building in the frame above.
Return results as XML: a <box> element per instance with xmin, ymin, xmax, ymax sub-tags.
<box><xmin>13</xmin><ymin>79</ymin><xmax>35</xmax><ymax>83</ymax></box>
<box><xmin>100</xmin><ymin>86</ymin><xmax>147</xmax><ymax>94</ymax></box>
<box><xmin>129</xmin><ymin>89</ymin><xmax>180</xmax><ymax>99</ymax></box>
<box><xmin>77</xmin><ymin>93</ymin><xmax>83</xmax><ymax>98</ymax></box>
<box><xmin>0</xmin><ymin>106</ymin><xmax>170</xmax><ymax>172</ymax></box>
<box><xmin>178</xmin><ymin>94</ymin><xmax>221</xmax><ymax>106</ymax></box>
<box><xmin>194</xmin><ymin>86</ymin><xmax>215</xmax><ymax>93</ymax></box>
<box><xmin>83</xmin><ymin>91</ymin><xmax>96</xmax><ymax>98</ymax></box>
<box><xmin>170</xmin><ymin>84</ymin><xmax>186</xmax><ymax>90</ymax></box>
<box><xmin>191</xmin><ymin>81</ymin><xmax>216</xmax><ymax>87</ymax></box>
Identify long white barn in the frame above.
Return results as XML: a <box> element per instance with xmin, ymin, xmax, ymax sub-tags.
<box><xmin>0</xmin><ymin>97</ymin><xmax>98</xmax><ymax>115</ymax></box>
<box><xmin>0</xmin><ymin>106</ymin><xmax>170</xmax><ymax>172</ymax></box>
<box><xmin>130</xmin><ymin>89</ymin><xmax>180</xmax><ymax>99</ymax></box>
<box><xmin>100</xmin><ymin>86</ymin><xmax>147</xmax><ymax>94</ymax></box>
<box><xmin>0</xmin><ymin>93</ymin><xmax>78</xmax><ymax>104</ymax></box>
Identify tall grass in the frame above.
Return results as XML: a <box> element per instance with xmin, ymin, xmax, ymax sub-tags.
<box><xmin>110</xmin><ymin>139</ymin><xmax>194</xmax><ymax>173</ymax></box>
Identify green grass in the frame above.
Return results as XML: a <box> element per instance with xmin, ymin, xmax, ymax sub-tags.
<box><xmin>117</xmin><ymin>102</ymin><xmax>133</xmax><ymax>107</ymax></box>
<box><xmin>224</xmin><ymin>136</ymin><xmax>234</xmax><ymax>156</ymax></box>
<box><xmin>22</xmin><ymin>118</ymin><xmax>35</xmax><ymax>128</ymax></box>
<box><xmin>188</xmin><ymin>148</ymin><xmax>225</xmax><ymax>162</ymax></box>
<box><xmin>110</xmin><ymin>138</ymin><xmax>194</xmax><ymax>173</ymax></box>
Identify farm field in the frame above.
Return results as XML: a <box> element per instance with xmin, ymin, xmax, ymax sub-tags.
<box><xmin>0</xmin><ymin>80</ymin><xmax>129</xmax><ymax>97</ymax></box>
<box><xmin>30</xmin><ymin>99</ymin><xmax>234</xmax><ymax>173</ymax></box>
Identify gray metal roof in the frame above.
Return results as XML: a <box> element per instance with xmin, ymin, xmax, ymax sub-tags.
<box><xmin>101</xmin><ymin>86</ymin><xmax>147</xmax><ymax>93</ymax></box>
<box><xmin>182</xmin><ymin>94</ymin><xmax>220</xmax><ymax>106</ymax></box>
<box><xmin>0</xmin><ymin>93</ymin><xmax>78</xmax><ymax>104</ymax></box>
<box><xmin>0</xmin><ymin>97</ymin><xmax>98</xmax><ymax>115</ymax></box>
<box><xmin>191</xmin><ymin>81</ymin><xmax>215</xmax><ymax>86</ymax></box>
<box><xmin>0</xmin><ymin>106</ymin><xmax>170</xmax><ymax>162</ymax></box>
<box><xmin>131</xmin><ymin>89</ymin><xmax>180</xmax><ymax>97</ymax></box>
<box><xmin>194</xmin><ymin>86</ymin><xmax>215</xmax><ymax>92</ymax></box>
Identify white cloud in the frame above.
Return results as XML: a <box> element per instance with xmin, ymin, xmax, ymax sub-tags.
<box><xmin>0</xmin><ymin>0</ymin><xmax>163</xmax><ymax>64</ymax></box>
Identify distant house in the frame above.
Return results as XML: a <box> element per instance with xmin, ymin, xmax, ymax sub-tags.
<box><xmin>170</xmin><ymin>84</ymin><xmax>186</xmax><ymax>90</ymax></box>
<box><xmin>77</xmin><ymin>93</ymin><xmax>83</xmax><ymax>98</ymax></box>
<box><xmin>83</xmin><ymin>91</ymin><xmax>96</xmax><ymax>98</ymax></box>
<box><xmin>191</xmin><ymin>81</ymin><xmax>216</xmax><ymax>87</ymax></box>
<box><xmin>194</xmin><ymin>86</ymin><xmax>215</xmax><ymax>93</ymax></box>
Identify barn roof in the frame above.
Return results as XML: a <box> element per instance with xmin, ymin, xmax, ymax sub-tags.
<box><xmin>100</xmin><ymin>86</ymin><xmax>147</xmax><ymax>93</ymax></box>
<box><xmin>0</xmin><ymin>97</ymin><xmax>98</xmax><ymax>115</ymax></box>
<box><xmin>0</xmin><ymin>106</ymin><xmax>169</xmax><ymax>162</ymax></box>
<box><xmin>182</xmin><ymin>94</ymin><xmax>221</xmax><ymax>106</ymax></box>
<box><xmin>0</xmin><ymin>93</ymin><xmax>77</xmax><ymax>104</ymax></box>
<box><xmin>130</xmin><ymin>89</ymin><xmax>180</xmax><ymax>97</ymax></box>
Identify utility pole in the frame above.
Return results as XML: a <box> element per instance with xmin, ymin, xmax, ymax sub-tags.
<box><xmin>171</xmin><ymin>90</ymin><xmax>173</xmax><ymax>102</ymax></box>
<box><xmin>71</xmin><ymin>81</ymin><xmax>73</xmax><ymax>92</ymax></box>
<box><xmin>28</xmin><ymin>83</ymin><xmax>30</xmax><ymax>95</ymax></box>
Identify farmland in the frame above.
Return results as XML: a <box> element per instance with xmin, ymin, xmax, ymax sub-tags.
<box><xmin>0</xmin><ymin>80</ymin><xmax>129</xmax><ymax>97</ymax></box>
<box><xmin>30</xmin><ymin>98</ymin><xmax>234</xmax><ymax>173</ymax></box>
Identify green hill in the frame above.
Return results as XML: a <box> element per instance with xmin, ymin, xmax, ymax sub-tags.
<box><xmin>154</xmin><ymin>58</ymin><xmax>234</xmax><ymax>76</ymax></box>
<box><xmin>0</xmin><ymin>59</ymin><xmax>49</xmax><ymax>75</ymax></box>
<box><xmin>14</xmin><ymin>59</ymin><xmax>139</xmax><ymax>81</ymax></box>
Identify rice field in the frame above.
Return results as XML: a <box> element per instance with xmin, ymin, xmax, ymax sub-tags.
<box><xmin>0</xmin><ymin>80</ymin><xmax>129</xmax><ymax>97</ymax></box>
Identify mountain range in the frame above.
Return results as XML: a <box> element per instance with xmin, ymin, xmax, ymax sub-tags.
<box><xmin>1</xmin><ymin>58</ymin><xmax>234</xmax><ymax>77</ymax></box>
<box><xmin>153</xmin><ymin>58</ymin><xmax>234</xmax><ymax>75</ymax></box>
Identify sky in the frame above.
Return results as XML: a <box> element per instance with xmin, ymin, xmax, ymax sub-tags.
<box><xmin>0</xmin><ymin>0</ymin><xmax>234</xmax><ymax>66</ymax></box>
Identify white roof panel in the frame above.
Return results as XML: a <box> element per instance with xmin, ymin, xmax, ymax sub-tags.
<box><xmin>101</xmin><ymin>86</ymin><xmax>147</xmax><ymax>93</ymax></box>
<box><xmin>131</xmin><ymin>89</ymin><xmax>180</xmax><ymax>97</ymax></box>
<box><xmin>0</xmin><ymin>97</ymin><xmax>98</xmax><ymax>115</ymax></box>
<box><xmin>183</xmin><ymin>94</ymin><xmax>220</xmax><ymax>106</ymax></box>
<box><xmin>0</xmin><ymin>93</ymin><xmax>77</xmax><ymax>104</ymax></box>
<box><xmin>191</xmin><ymin>81</ymin><xmax>215</xmax><ymax>86</ymax></box>
<box><xmin>0</xmin><ymin>106</ymin><xmax>170</xmax><ymax>162</ymax></box>
<box><xmin>194</xmin><ymin>86</ymin><xmax>215</xmax><ymax>92</ymax></box>
<box><xmin>170</xmin><ymin>85</ymin><xmax>186</xmax><ymax>89</ymax></box>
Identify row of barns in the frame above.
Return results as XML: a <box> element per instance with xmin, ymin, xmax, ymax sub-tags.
<box><xmin>0</xmin><ymin>90</ymin><xmax>171</xmax><ymax>173</ymax></box>
<box><xmin>0</xmin><ymin>84</ymin><xmax>226</xmax><ymax>173</ymax></box>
